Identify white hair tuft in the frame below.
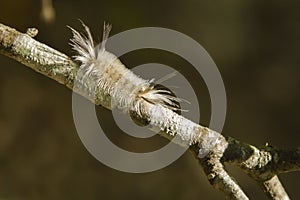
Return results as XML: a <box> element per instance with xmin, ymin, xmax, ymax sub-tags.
<box><xmin>69</xmin><ymin>21</ymin><xmax>183</xmax><ymax>118</ymax></box>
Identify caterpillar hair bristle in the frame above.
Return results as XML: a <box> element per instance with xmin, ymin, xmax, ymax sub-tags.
<box><xmin>69</xmin><ymin>21</ymin><xmax>184</xmax><ymax>117</ymax></box>
<box><xmin>155</xmin><ymin>71</ymin><xmax>177</xmax><ymax>84</ymax></box>
<box><xmin>101</xmin><ymin>22</ymin><xmax>112</xmax><ymax>51</ymax></box>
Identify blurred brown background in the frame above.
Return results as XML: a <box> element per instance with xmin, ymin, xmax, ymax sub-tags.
<box><xmin>0</xmin><ymin>0</ymin><xmax>299</xmax><ymax>199</ymax></box>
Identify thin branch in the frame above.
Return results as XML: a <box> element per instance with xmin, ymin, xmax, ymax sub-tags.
<box><xmin>191</xmin><ymin>140</ymin><xmax>249</xmax><ymax>200</ymax></box>
<box><xmin>0</xmin><ymin>23</ymin><xmax>76</xmax><ymax>91</ymax></box>
<box><xmin>1</xmin><ymin>22</ymin><xmax>298</xmax><ymax>200</ymax></box>
<box><xmin>260</xmin><ymin>176</ymin><xmax>290</xmax><ymax>200</ymax></box>
<box><xmin>223</xmin><ymin>137</ymin><xmax>300</xmax><ymax>178</ymax></box>
<box><xmin>222</xmin><ymin>137</ymin><xmax>292</xmax><ymax>199</ymax></box>
<box><xmin>40</xmin><ymin>0</ymin><xmax>56</xmax><ymax>24</ymax></box>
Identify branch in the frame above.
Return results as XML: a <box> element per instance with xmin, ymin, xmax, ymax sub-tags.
<box><xmin>1</xmin><ymin>22</ymin><xmax>298</xmax><ymax>200</ymax></box>
<box><xmin>261</xmin><ymin>176</ymin><xmax>290</xmax><ymax>200</ymax></box>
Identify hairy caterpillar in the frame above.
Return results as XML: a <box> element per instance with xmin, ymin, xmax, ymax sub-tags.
<box><xmin>69</xmin><ymin>22</ymin><xmax>181</xmax><ymax>121</ymax></box>
<box><xmin>69</xmin><ymin>22</ymin><xmax>221</xmax><ymax>152</ymax></box>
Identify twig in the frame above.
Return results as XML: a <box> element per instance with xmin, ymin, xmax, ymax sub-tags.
<box><xmin>260</xmin><ymin>176</ymin><xmax>290</xmax><ymax>200</ymax></box>
<box><xmin>40</xmin><ymin>0</ymin><xmax>56</xmax><ymax>24</ymax></box>
<box><xmin>1</xmin><ymin>22</ymin><xmax>298</xmax><ymax>199</ymax></box>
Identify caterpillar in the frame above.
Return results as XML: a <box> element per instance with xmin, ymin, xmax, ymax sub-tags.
<box><xmin>68</xmin><ymin>22</ymin><xmax>221</xmax><ymax>152</ymax></box>
<box><xmin>69</xmin><ymin>22</ymin><xmax>182</xmax><ymax>122</ymax></box>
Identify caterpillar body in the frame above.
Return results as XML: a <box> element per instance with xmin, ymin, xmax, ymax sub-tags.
<box><xmin>69</xmin><ymin>22</ymin><xmax>220</xmax><ymax>151</ymax></box>
<box><xmin>69</xmin><ymin>22</ymin><xmax>181</xmax><ymax>119</ymax></box>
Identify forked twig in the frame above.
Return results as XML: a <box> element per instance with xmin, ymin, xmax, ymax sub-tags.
<box><xmin>1</xmin><ymin>23</ymin><xmax>298</xmax><ymax>199</ymax></box>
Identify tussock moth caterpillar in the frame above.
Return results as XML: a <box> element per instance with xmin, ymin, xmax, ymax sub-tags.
<box><xmin>69</xmin><ymin>22</ymin><xmax>181</xmax><ymax>122</ymax></box>
<box><xmin>68</xmin><ymin>21</ymin><xmax>221</xmax><ymax>152</ymax></box>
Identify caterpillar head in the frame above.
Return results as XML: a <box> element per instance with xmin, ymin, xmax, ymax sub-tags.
<box><xmin>130</xmin><ymin>84</ymin><xmax>181</xmax><ymax>127</ymax></box>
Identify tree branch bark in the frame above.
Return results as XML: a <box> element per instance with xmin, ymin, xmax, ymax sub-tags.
<box><xmin>1</xmin><ymin>22</ymin><xmax>298</xmax><ymax>200</ymax></box>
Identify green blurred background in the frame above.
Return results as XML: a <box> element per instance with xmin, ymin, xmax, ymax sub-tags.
<box><xmin>0</xmin><ymin>0</ymin><xmax>299</xmax><ymax>199</ymax></box>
